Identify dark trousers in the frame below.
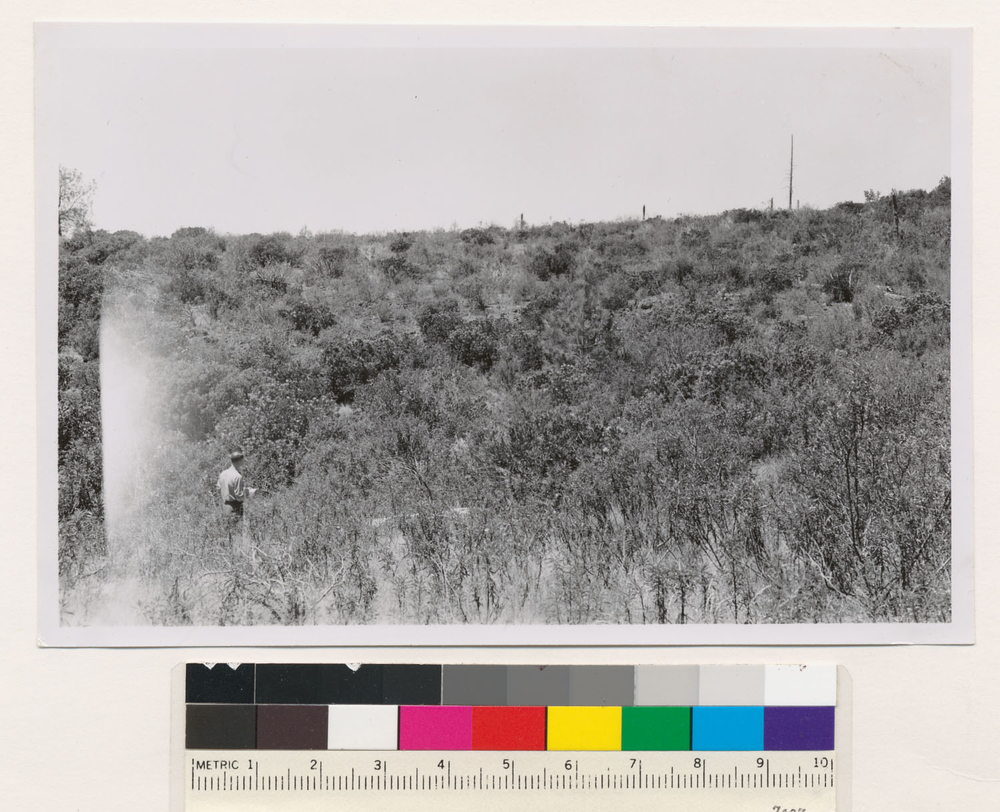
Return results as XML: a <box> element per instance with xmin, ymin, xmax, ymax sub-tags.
<box><xmin>223</xmin><ymin>500</ymin><xmax>244</xmax><ymax>519</ymax></box>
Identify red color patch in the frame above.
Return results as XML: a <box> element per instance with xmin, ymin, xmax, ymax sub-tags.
<box><xmin>472</xmin><ymin>706</ymin><xmax>546</xmax><ymax>751</ymax></box>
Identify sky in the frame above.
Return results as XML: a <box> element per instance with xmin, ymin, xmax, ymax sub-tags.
<box><xmin>55</xmin><ymin>42</ymin><xmax>952</xmax><ymax>236</ymax></box>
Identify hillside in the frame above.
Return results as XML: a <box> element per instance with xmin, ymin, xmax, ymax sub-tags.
<box><xmin>57</xmin><ymin>178</ymin><xmax>953</xmax><ymax>626</ymax></box>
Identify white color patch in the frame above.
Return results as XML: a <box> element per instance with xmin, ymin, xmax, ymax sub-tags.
<box><xmin>328</xmin><ymin>705</ymin><xmax>398</xmax><ymax>750</ymax></box>
<box><xmin>765</xmin><ymin>665</ymin><xmax>838</xmax><ymax>706</ymax></box>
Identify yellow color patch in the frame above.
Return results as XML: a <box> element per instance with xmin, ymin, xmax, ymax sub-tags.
<box><xmin>546</xmin><ymin>706</ymin><xmax>622</xmax><ymax>751</ymax></box>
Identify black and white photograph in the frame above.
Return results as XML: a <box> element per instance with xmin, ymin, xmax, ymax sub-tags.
<box><xmin>36</xmin><ymin>25</ymin><xmax>972</xmax><ymax>645</ymax></box>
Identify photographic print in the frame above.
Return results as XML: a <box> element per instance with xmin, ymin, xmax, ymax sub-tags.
<box><xmin>36</xmin><ymin>26</ymin><xmax>972</xmax><ymax>645</ymax></box>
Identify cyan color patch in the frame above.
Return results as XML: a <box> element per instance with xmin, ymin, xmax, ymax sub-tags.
<box><xmin>691</xmin><ymin>706</ymin><xmax>764</xmax><ymax>750</ymax></box>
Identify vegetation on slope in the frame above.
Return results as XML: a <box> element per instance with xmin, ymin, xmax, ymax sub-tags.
<box><xmin>57</xmin><ymin>178</ymin><xmax>952</xmax><ymax>625</ymax></box>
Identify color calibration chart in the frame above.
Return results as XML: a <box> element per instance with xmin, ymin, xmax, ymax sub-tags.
<box><xmin>172</xmin><ymin>663</ymin><xmax>850</xmax><ymax>812</ymax></box>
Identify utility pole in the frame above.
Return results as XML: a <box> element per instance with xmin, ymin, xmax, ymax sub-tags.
<box><xmin>770</xmin><ymin>197</ymin><xmax>774</xmax><ymax>212</ymax></box>
<box><xmin>642</xmin><ymin>204</ymin><xmax>646</xmax><ymax>221</ymax></box>
<box><xmin>788</xmin><ymin>135</ymin><xmax>794</xmax><ymax>211</ymax></box>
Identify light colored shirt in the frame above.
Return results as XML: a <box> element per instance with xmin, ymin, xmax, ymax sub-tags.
<box><xmin>217</xmin><ymin>465</ymin><xmax>249</xmax><ymax>504</ymax></box>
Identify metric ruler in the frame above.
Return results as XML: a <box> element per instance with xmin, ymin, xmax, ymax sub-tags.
<box><xmin>170</xmin><ymin>664</ymin><xmax>851</xmax><ymax>812</ymax></box>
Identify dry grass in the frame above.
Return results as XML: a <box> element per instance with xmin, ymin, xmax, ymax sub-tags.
<box><xmin>61</xmin><ymin>482</ymin><xmax>934</xmax><ymax>627</ymax></box>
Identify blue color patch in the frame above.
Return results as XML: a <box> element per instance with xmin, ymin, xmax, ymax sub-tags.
<box><xmin>692</xmin><ymin>706</ymin><xmax>764</xmax><ymax>750</ymax></box>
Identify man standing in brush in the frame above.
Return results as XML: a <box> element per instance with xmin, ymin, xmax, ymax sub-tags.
<box><xmin>217</xmin><ymin>451</ymin><xmax>257</xmax><ymax>521</ymax></box>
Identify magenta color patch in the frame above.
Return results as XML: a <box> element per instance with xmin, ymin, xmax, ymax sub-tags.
<box><xmin>399</xmin><ymin>705</ymin><xmax>473</xmax><ymax>750</ymax></box>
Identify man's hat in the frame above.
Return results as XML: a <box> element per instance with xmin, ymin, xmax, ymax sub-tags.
<box><xmin>230</xmin><ymin>451</ymin><xmax>245</xmax><ymax>463</ymax></box>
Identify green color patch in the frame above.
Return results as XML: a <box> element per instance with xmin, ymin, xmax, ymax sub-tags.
<box><xmin>621</xmin><ymin>706</ymin><xmax>691</xmax><ymax>751</ymax></box>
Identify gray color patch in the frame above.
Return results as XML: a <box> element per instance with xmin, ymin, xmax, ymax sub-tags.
<box><xmin>568</xmin><ymin>666</ymin><xmax>635</xmax><ymax>706</ymax></box>
<box><xmin>634</xmin><ymin>665</ymin><xmax>700</xmax><ymax>706</ymax></box>
<box><xmin>507</xmin><ymin>665</ymin><xmax>571</xmax><ymax>706</ymax></box>
<box><xmin>698</xmin><ymin>665</ymin><xmax>765</xmax><ymax>705</ymax></box>
<box><xmin>442</xmin><ymin>665</ymin><xmax>508</xmax><ymax>705</ymax></box>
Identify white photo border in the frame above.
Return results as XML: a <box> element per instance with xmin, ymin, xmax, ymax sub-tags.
<box><xmin>36</xmin><ymin>23</ymin><xmax>973</xmax><ymax>646</ymax></box>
